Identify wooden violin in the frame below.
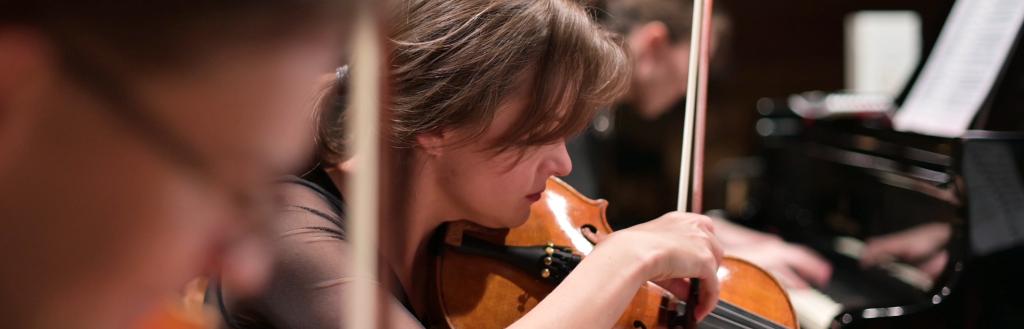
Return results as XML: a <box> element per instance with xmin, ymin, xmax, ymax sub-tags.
<box><xmin>430</xmin><ymin>178</ymin><xmax>798</xmax><ymax>329</ymax></box>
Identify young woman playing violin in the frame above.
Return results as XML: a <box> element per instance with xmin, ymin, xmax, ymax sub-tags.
<box><xmin>217</xmin><ymin>0</ymin><xmax>723</xmax><ymax>327</ymax></box>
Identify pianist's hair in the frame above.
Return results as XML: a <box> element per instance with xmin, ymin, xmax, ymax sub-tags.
<box><xmin>316</xmin><ymin>0</ymin><xmax>630</xmax><ymax>164</ymax></box>
<box><xmin>603</xmin><ymin>0</ymin><xmax>694</xmax><ymax>43</ymax></box>
<box><xmin>601</xmin><ymin>0</ymin><xmax>730</xmax><ymax>46</ymax></box>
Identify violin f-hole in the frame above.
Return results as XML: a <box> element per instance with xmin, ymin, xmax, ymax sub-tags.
<box><xmin>580</xmin><ymin>224</ymin><xmax>605</xmax><ymax>245</ymax></box>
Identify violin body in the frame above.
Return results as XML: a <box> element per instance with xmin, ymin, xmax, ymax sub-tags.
<box><xmin>430</xmin><ymin>177</ymin><xmax>798</xmax><ymax>329</ymax></box>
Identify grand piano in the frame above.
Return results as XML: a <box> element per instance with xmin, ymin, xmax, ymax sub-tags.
<box><xmin>739</xmin><ymin>2</ymin><xmax>1024</xmax><ymax>328</ymax></box>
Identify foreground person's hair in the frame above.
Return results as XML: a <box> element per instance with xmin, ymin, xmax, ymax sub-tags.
<box><xmin>2</xmin><ymin>1</ymin><xmax>348</xmax><ymax>70</ymax></box>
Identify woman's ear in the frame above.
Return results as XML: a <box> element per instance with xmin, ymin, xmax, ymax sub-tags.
<box><xmin>415</xmin><ymin>131</ymin><xmax>447</xmax><ymax>157</ymax></box>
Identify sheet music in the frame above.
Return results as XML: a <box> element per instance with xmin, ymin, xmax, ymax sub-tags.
<box><xmin>893</xmin><ymin>0</ymin><xmax>1024</xmax><ymax>138</ymax></box>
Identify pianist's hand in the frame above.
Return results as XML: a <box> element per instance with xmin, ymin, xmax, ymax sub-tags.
<box><xmin>713</xmin><ymin>218</ymin><xmax>832</xmax><ymax>289</ymax></box>
<box><xmin>861</xmin><ymin>222</ymin><xmax>951</xmax><ymax>279</ymax></box>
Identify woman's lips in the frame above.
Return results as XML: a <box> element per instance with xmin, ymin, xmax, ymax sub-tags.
<box><xmin>526</xmin><ymin>191</ymin><xmax>543</xmax><ymax>202</ymax></box>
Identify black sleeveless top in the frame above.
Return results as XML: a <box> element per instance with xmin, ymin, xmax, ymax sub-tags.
<box><xmin>213</xmin><ymin>169</ymin><xmax>419</xmax><ymax>329</ymax></box>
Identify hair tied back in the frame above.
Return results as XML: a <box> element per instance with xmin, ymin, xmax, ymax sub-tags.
<box><xmin>336</xmin><ymin>65</ymin><xmax>350</xmax><ymax>82</ymax></box>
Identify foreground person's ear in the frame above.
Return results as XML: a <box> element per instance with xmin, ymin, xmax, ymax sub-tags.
<box><xmin>0</xmin><ymin>30</ymin><xmax>51</xmax><ymax>171</ymax></box>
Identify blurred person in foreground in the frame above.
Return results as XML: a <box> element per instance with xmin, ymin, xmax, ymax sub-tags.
<box><xmin>0</xmin><ymin>2</ymin><xmax>347</xmax><ymax>328</ymax></box>
<box><xmin>564</xmin><ymin>0</ymin><xmax>834</xmax><ymax>289</ymax></box>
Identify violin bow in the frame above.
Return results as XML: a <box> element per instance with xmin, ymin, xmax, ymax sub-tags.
<box><xmin>345</xmin><ymin>0</ymin><xmax>397</xmax><ymax>327</ymax></box>
<box><xmin>677</xmin><ymin>0</ymin><xmax>714</xmax><ymax>327</ymax></box>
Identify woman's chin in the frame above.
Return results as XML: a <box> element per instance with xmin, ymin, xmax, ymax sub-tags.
<box><xmin>471</xmin><ymin>208</ymin><xmax>531</xmax><ymax>229</ymax></box>
<box><xmin>507</xmin><ymin>203</ymin><xmax>535</xmax><ymax>227</ymax></box>
<box><xmin>505</xmin><ymin>212</ymin><xmax>531</xmax><ymax>228</ymax></box>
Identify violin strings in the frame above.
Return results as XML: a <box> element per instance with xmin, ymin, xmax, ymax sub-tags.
<box><xmin>687</xmin><ymin>301</ymin><xmax>783</xmax><ymax>329</ymax></box>
<box><xmin>709</xmin><ymin>310</ymin><xmax>775</xmax><ymax>329</ymax></box>
<box><xmin>699</xmin><ymin>319</ymin><xmax>737</xmax><ymax>329</ymax></box>
<box><xmin>703</xmin><ymin>313</ymin><xmax>759</xmax><ymax>329</ymax></box>
<box><xmin>702</xmin><ymin>312</ymin><xmax>753</xmax><ymax>329</ymax></box>
<box><xmin>716</xmin><ymin>303</ymin><xmax>786</xmax><ymax>329</ymax></box>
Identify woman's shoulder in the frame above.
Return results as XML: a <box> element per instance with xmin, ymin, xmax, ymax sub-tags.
<box><xmin>271</xmin><ymin>176</ymin><xmax>348</xmax><ymax>240</ymax></box>
<box><xmin>217</xmin><ymin>177</ymin><xmax>355</xmax><ymax>329</ymax></box>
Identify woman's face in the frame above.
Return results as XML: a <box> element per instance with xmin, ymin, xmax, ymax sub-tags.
<box><xmin>431</xmin><ymin>91</ymin><xmax>574</xmax><ymax>229</ymax></box>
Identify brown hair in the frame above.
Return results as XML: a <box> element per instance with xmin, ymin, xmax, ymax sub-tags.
<box><xmin>1</xmin><ymin>1</ymin><xmax>348</xmax><ymax>70</ymax></box>
<box><xmin>317</xmin><ymin>0</ymin><xmax>630</xmax><ymax>164</ymax></box>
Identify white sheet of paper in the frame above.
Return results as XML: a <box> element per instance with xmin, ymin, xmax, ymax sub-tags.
<box><xmin>845</xmin><ymin>11</ymin><xmax>922</xmax><ymax>97</ymax></box>
<box><xmin>893</xmin><ymin>0</ymin><xmax>1024</xmax><ymax>138</ymax></box>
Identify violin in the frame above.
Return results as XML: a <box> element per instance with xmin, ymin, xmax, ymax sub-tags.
<box><xmin>429</xmin><ymin>178</ymin><xmax>798</xmax><ymax>329</ymax></box>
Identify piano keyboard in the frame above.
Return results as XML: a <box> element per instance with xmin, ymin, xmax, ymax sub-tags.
<box><xmin>788</xmin><ymin>288</ymin><xmax>843</xmax><ymax>329</ymax></box>
<box><xmin>783</xmin><ymin>236</ymin><xmax>937</xmax><ymax>329</ymax></box>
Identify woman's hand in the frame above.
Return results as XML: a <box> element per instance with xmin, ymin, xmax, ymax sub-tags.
<box><xmin>509</xmin><ymin>211</ymin><xmax>722</xmax><ymax>328</ymax></box>
<box><xmin>595</xmin><ymin>211</ymin><xmax>724</xmax><ymax>320</ymax></box>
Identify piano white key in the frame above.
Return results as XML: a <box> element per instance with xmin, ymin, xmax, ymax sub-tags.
<box><xmin>788</xmin><ymin>288</ymin><xmax>843</xmax><ymax>329</ymax></box>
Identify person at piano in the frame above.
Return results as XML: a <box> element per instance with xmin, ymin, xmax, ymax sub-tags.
<box><xmin>562</xmin><ymin>0</ymin><xmax>833</xmax><ymax>290</ymax></box>
<box><xmin>215</xmin><ymin>0</ymin><xmax>726</xmax><ymax>328</ymax></box>
<box><xmin>0</xmin><ymin>2</ymin><xmax>348</xmax><ymax>328</ymax></box>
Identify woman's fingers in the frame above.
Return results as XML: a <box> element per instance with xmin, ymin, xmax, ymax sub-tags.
<box><xmin>695</xmin><ymin>268</ymin><xmax>720</xmax><ymax>321</ymax></box>
<box><xmin>613</xmin><ymin>210</ymin><xmax>725</xmax><ymax>322</ymax></box>
<box><xmin>655</xmin><ymin>278</ymin><xmax>689</xmax><ymax>297</ymax></box>
<box><xmin>694</xmin><ymin>213</ymin><xmax>716</xmax><ymax>234</ymax></box>
<box><xmin>708</xmin><ymin>231</ymin><xmax>725</xmax><ymax>267</ymax></box>
<box><xmin>652</xmin><ymin>277</ymin><xmax>718</xmax><ymax>322</ymax></box>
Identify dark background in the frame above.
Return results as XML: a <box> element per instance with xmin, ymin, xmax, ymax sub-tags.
<box><xmin>597</xmin><ymin>0</ymin><xmax>957</xmax><ymax>227</ymax></box>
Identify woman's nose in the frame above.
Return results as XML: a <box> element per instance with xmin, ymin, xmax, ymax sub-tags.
<box><xmin>548</xmin><ymin>140</ymin><xmax>573</xmax><ymax>177</ymax></box>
